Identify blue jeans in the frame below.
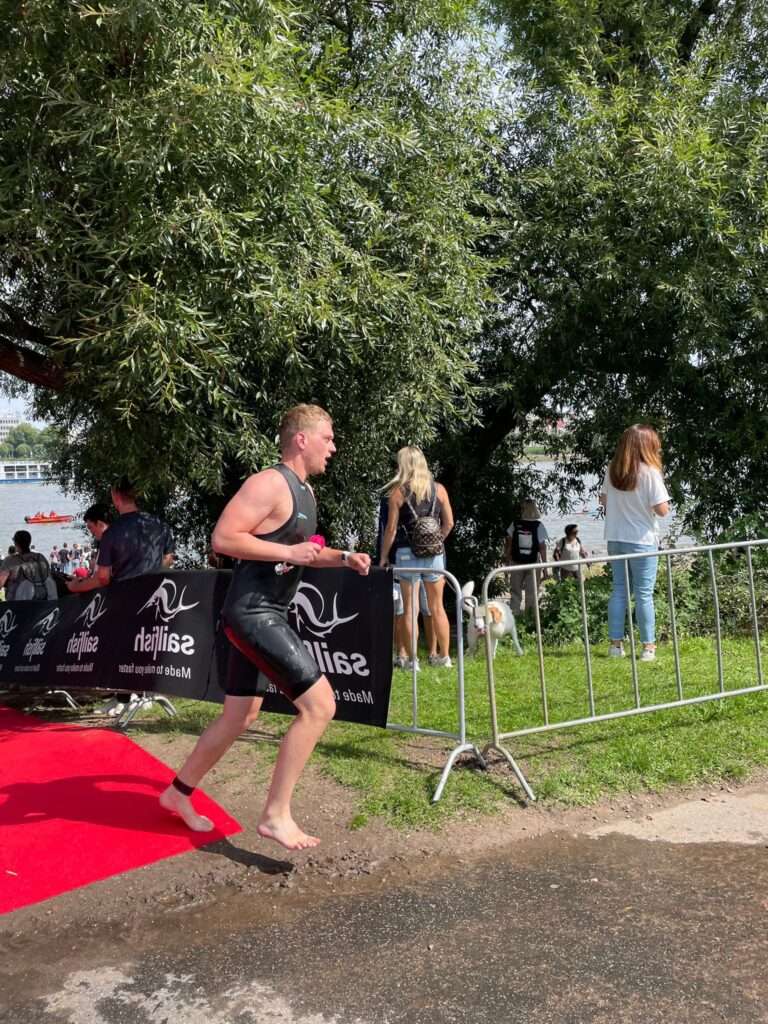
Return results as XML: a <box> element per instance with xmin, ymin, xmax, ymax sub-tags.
<box><xmin>607</xmin><ymin>541</ymin><xmax>659</xmax><ymax>645</ymax></box>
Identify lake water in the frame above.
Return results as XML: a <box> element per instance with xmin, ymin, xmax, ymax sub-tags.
<box><xmin>0</xmin><ymin>474</ymin><xmax>691</xmax><ymax>565</ymax></box>
<box><xmin>535</xmin><ymin>464</ymin><xmax>690</xmax><ymax>557</ymax></box>
<box><xmin>0</xmin><ymin>483</ymin><xmax>87</xmax><ymax>557</ymax></box>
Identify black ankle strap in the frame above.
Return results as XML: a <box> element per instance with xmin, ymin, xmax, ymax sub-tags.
<box><xmin>172</xmin><ymin>776</ymin><xmax>195</xmax><ymax>797</ymax></box>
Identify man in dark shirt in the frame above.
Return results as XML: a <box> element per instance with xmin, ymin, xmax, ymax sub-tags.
<box><xmin>67</xmin><ymin>479</ymin><xmax>174</xmax><ymax>593</ymax></box>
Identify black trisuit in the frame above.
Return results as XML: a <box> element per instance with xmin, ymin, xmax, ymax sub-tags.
<box><xmin>221</xmin><ymin>464</ymin><xmax>323</xmax><ymax>700</ymax></box>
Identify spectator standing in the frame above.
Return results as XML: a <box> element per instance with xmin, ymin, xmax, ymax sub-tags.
<box><xmin>599</xmin><ymin>424</ymin><xmax>670</xmax><ymax>662</ymax></box>
<box><xmin>376</xmin><ymin>494</ymin><xmax>434</xmax><ymax>669</ymax></box>
<box><xmin>49</xmin><ymin>544</ymin><xmax>58</xmax><ymax>564</ymax></box>
<box><xmin>378</xmin><ymin>446</ymin><xmax>454</xmax><ymax>669</ymax></box>
<box><xmin>81</xmin><ymin>504</ymin><xmax>111</xmax><ymax>563</ymax></box>
<box><xmin>0</xmin><ymin>531</ymin><xmax>57</xmax><ymax>600</ymax></box>
<box><xmin>58</xmin><ymin>544</ymin><xmax>71</xmax><ymax>574</ymax></box>
<box><xmin>553</xmin><ymin>524</ymin><xmax>589</xmax><ymax>581</ymax></box>
<box><xmin>504</xmin><ymin>499</ymin><xmax>549</xmax><ymax>616</ymax></box>
<box><xmin>66</xmin><ymin>481</ymin><xmax>174</xmax><ymax>594</ymax></box>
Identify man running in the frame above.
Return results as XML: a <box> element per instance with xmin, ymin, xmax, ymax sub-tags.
<box><xmin>160</xmin><ymin>404</ymin><xmax>371</xmax><ymax>851</ymax></box>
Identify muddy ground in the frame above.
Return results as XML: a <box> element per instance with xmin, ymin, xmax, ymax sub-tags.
<box><xmin>3</xmin><ymin>708</ymin><xmax>768</xmax><ymax>948</ymax></box>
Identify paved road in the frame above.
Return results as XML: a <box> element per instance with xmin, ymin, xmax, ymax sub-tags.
<box><xmin>3</xmin><ymin>812</ymin><xmax>768</xmax><ymax>1024</ymax></box>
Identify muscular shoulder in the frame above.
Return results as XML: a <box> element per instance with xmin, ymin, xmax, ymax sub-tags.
<box><xmin>240</xmin><ymin>467</ymin><xmax>290</xmax><ymax>500</ymax></box>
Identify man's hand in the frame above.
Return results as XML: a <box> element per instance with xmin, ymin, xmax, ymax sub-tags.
<box><xmin>347</xmin><ymin>552</ymin><xmax>371</xmax><ymax>576</ymax></box>
<box><xmin>66</xmin><ymin>566</ymin><xmax>111</xmax><ymax>592</ymax></box>
<box><xmin>286</xmin><ymin>541</ymin><xmax>324</xmax><ymax>566</ymax></box>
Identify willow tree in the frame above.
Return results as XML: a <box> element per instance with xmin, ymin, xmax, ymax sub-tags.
<box><xmin>0</xmin><ymin>0</ymin><xmax>493</xmax><ymax>548</ymax></box>
<box><xmin>436</xmin><ymin>0</ymin><xmax>768</xmax><ymax>581</ymax></box>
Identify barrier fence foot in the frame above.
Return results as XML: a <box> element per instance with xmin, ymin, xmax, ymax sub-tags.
<box><xmin>47</xmin><ymin>689</ymin><xmax>80</xmax><ymax>711</ymax></box>
<box><xmin>481</xmin><ymin>742</ymin><xmax>537</xmax><ymax>803</ymax></box>
<box><xmin>432</xmin><ymin>743</ymin><xmax>487</xmax><ymax>804</ymax></box>
<box><xmin>116</xmin><ymin>692</ymin><xmax>177</xmax><ymax>730</ymax></box>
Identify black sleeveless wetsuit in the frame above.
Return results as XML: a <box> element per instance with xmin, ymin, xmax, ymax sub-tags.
<box><xmin>222</xmin><ymin>464</ymin><xmax>323</xmax><ymax>700</ymax></box>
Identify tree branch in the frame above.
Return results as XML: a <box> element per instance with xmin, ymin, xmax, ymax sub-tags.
<box><xmin>0</xmin><ymin>301</ymin><xmax>56</xmax><ymax>349</ymax></box>
<box><xmin>677</xmin><ymin>0</ymin><xmax>721</xmax><ymax>63</ymax></box>
<box><xmin>0</xmin><ymin>338</ymin><xmax>65</xmax><ymax>390</ymax></box>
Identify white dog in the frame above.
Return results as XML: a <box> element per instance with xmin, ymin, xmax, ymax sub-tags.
<box><xmin>461</xmin><ymin>581</ymin><xmax>523</xmax><ymax>658</ymax></box>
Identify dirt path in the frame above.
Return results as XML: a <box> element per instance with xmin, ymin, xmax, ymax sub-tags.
<box><xmin>4</xmin><ymin>715</ymin><xmax>768</xmax><ymax>950</ymax></box>
<box><xmin>4</xmin><ymin>722</ymin><xmax>768</xmax><ymax>1023</ymax></box>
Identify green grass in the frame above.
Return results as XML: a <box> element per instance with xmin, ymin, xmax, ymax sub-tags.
<box><xmin>132</xmin><ymin>635</ymin><xmax>768</xmax><ymax>831</ymax></box>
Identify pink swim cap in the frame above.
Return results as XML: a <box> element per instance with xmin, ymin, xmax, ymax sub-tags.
<box><xmin>309</xmin><ymin>534</ymin><xmax>326</xmax><ymax>547</ymax></box>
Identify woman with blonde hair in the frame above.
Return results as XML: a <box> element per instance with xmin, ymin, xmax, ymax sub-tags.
<box><xmin>378</xmin><ymin>446</ymin><xmax>454</xmax><ymax>669</ymax></box>
<box><xmin>599</xmin><ymin>424</ymin><xmax>670</xmax><ymax>662</ymax></box>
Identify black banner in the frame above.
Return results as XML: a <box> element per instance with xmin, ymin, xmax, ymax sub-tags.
<box><xmin>0</xmin><ymin>568</ymin><xmax>393</xmax><ymax>728</ymax></box>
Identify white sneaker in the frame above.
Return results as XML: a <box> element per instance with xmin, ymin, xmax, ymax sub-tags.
<box><xmin>428</xmin><ymin>655</ymin><xmax>453</xmax><ymax>668</ymax></box>
<box><xmin>404</xmin><ymin>658</ymin><xmax>420</xmax><ymax>672</ymax></box>
<box><xmin>608</xmin><ymin>645</ymin><xmax>625</xmax><ymax>658</ymax></box>
<box><xmin>393</xmin><ymin>655</ymin><xmax>408</xmax><ymax>670</ymax></box>
<box><xmin>640</xmin><ymin>647</ymin><xmax>656</xmax><ymax>662</ymax></box>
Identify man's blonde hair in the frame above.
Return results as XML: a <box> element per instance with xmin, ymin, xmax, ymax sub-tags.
<box><xmin>279</xmin><ymin>404</ymin><xmax>332</xmax><ymax>449</ymax></box>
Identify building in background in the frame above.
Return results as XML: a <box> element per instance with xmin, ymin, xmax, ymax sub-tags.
<box><xmin>0</xmin><ymin>413</ymin><xmax>21</xmax><ymax>443</ymax></box>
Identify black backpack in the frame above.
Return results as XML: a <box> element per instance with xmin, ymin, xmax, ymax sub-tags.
<box><xmin>406</xmin><ymin>488</ymin><xmax>444</xmax><ymax>557</ymax></box>
<box><xmin>510</xmin><ymin>520</ymin><xmax>541</xmax><ymax>564</ymax></box>
<box><xmin>14</xmin><ymin>554</ymin><xmax>57</xmax><ymax>601</ymax></box>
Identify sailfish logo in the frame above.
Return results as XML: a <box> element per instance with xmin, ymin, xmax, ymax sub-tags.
<box><xmin>76</xmin><ymin>593</ymin><xmax>109</xmax><ymax>630</ymax></box>
<box><xmin>34</xmin><ymin>608</ymin><xmax>61</xmax><ymax>637</ymax></box>
<box><xmin>0</xmin><ymin>609</ymin><xmax>18</xmax><ymax>639</ymax></box>
<box><xmin>289</xmin><ymin>583</ymin><xmax>358</xmax><ymax>638</ymax></box>
<box><xmin>138</xmin><ymin>579</ymin><xmax>200</xmax><ymax>622</ymax></box>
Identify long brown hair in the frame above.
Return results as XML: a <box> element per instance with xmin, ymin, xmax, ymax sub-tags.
<box><xmin>608</xmin><ymin>424</ymin><xmax>663</xmax><ymax>492</ymax></box>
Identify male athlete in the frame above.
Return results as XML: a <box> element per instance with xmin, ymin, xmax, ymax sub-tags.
<box><xmin>160</xmin><ymin>405</ymin><xmax>371</xmax><ymax>850</ymax></box>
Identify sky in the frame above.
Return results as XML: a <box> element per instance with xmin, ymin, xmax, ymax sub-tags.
<box><xmin>0</xmin><ymin>393</ymin><xmax>45</xmax><ymax>426</ymax></box>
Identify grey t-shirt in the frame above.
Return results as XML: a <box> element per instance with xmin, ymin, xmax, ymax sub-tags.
<box><xmin>97</xmin><ymin>511</ymin><xmax>174</xmax><ymax>581</ymax></box>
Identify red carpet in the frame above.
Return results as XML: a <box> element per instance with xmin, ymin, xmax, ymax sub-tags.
<box><xmin>0</xmin><ymin>705</ymin><xmax>241</xmax><ymax>915</ymax></box>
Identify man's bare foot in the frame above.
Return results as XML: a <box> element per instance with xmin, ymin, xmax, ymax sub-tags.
<box><xmin>257</xmin><ymin>815</ymin><xmax>320</xmax><ymax>851</ymax></box>
<box><xmin>159</xmin><ymin>785</ymin><xmax>214</xmax><ymax>833</ymax></box>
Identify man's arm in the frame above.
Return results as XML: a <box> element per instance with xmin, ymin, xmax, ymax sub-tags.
<box><xmin>503</xmin><ymin>534</ymin><xmax>513</xmax><ymax>563</ymax></box>
<box><xmin>67</xmin><ymin>566</ymin><xmax>111</xmax><ymax>593</ymax></box>
<box><xmin>162</xmin><ymin>524</ymin><xmax>175</xmax><ymax>568</ymax></box>
<box><xmin>312</xmin><ymin>547</ymin><xmax>371</xmax><ymax>575</ymax></box>
<box><xmin>211</xmin><ymin>470</ymin><xmax>321</xmax><ymax>566</ymax></box>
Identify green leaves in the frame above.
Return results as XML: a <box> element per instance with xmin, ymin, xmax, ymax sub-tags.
<box><xmin>1</xmin><ymin>0</ymin><xmax>492</xmax><ymax>549</ymax></box>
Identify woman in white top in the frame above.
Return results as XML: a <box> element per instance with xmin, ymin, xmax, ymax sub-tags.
<box><xmin>599</xmin><ymin>425</ymin><xmax>670</xmax><ymax>662</ymax></box>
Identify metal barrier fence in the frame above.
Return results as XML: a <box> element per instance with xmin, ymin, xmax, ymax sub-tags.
<box><xmin>481</xmin><ymin>538</ymin><xmax>768</xmax><ymax>802</ymax></box>
<box><xmin>387</xmin><ymin>566</ymin><xmax>486</xmax><ymax>801</ymax></box>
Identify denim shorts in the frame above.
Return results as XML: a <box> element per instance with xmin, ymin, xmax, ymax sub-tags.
<box><xmin>394</xmin><ymin>547</ymin><xmax>445</xmax><ymax>583</ymax></box>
